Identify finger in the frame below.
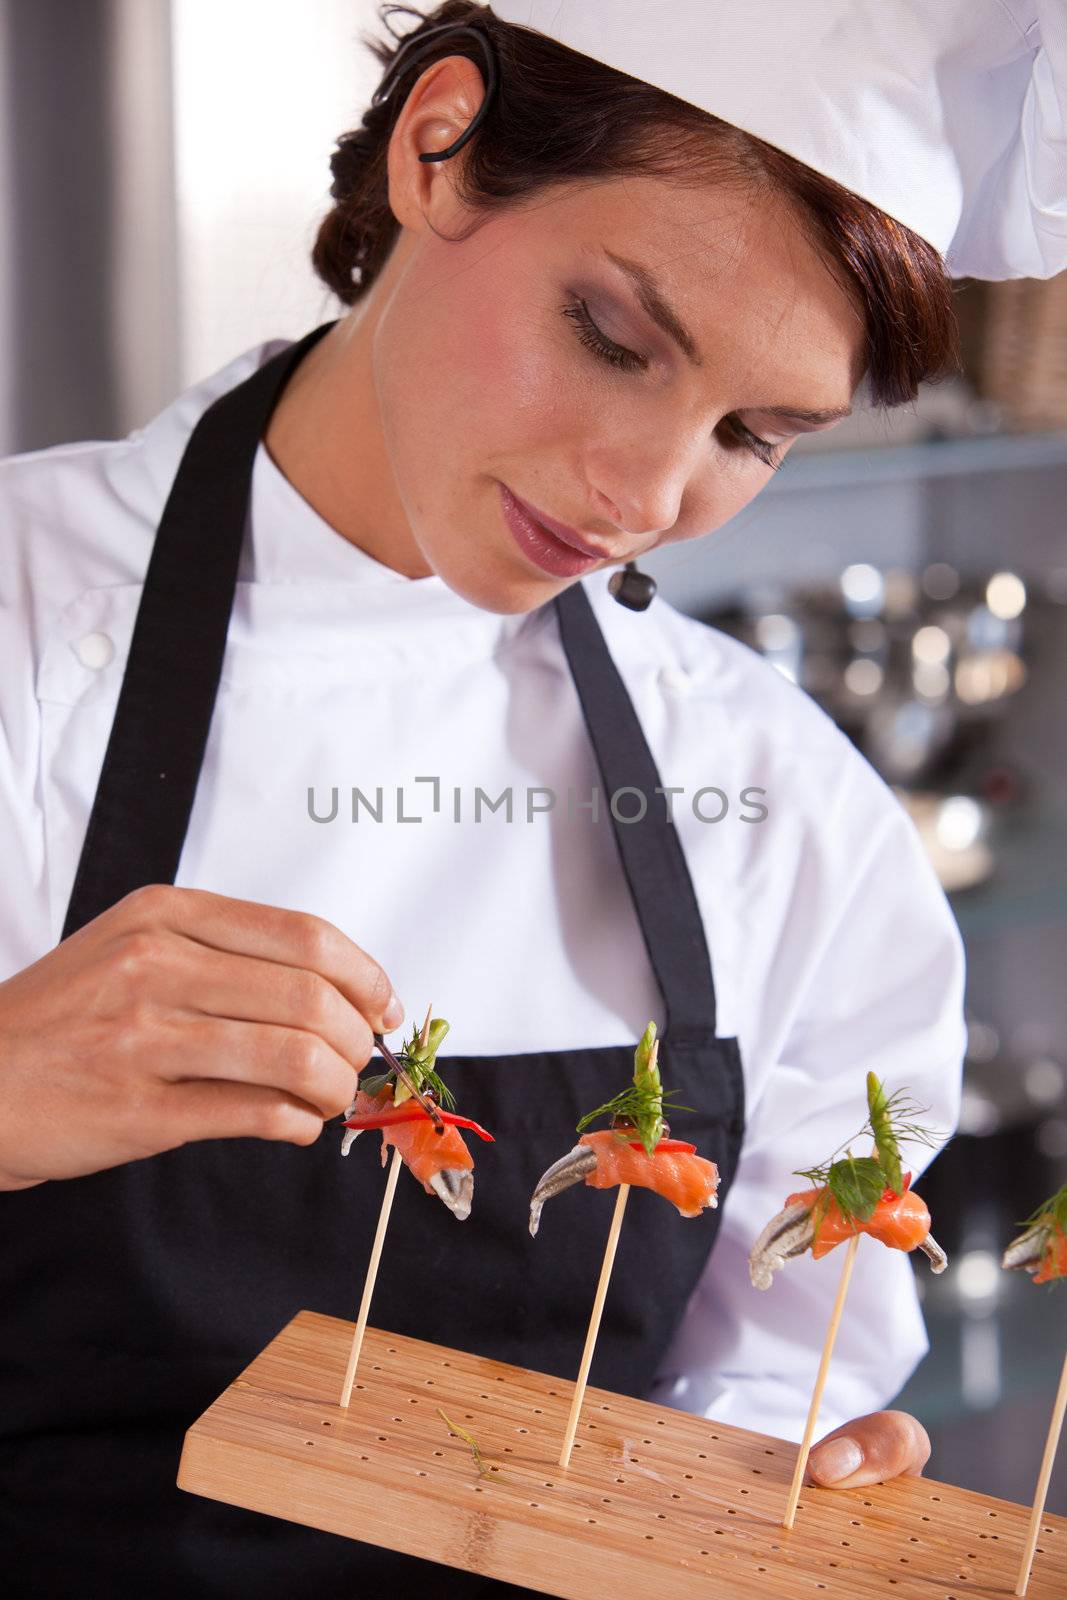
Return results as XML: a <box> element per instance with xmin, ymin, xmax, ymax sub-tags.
<box><xmin>164</xmin><ymin>1016</ymin><xmax>361</xmax><ymax>1119</ymax></box>
<box><xmin>167</xmin><ymin>945</ymin><xmax>376</xmax><ymax>1077</ymax></box>
<box><xmin>112</xmin><ymin>884</ymin><xmax>405</xmax><ymax>1034</ymax></box>
<box><xmin>807</xmin><ymin>1410</ymin><xmax>931</xmax><ymax>1489</ymax></box>
<box><xmin>166</xmin><ymin>1078</ymin><xmax>326</xmax><ymax>1149</ymax></box>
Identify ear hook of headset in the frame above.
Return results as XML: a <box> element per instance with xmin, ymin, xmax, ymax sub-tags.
<box><xmin>370</xmin><ymin>21</ymin><xmax>500</xmax><ymax>163</ymax></box>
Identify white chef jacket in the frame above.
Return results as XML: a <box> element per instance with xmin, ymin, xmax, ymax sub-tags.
<box><xmin>0</xmin><ymin>336</ymin><xmax>967</xmax><ymax>1443</ymax></box>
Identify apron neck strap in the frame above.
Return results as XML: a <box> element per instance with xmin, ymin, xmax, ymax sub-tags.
<box><xmin>553</xmin><ymin>584</ymin><xmax>718</xmax><ymax>1041</ymax></box>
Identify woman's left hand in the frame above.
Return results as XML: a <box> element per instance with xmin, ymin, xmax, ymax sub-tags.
<box><xmin>807</xmin><ymin>1410</ymin><xmax>931</xmax><ymax>1489</ymax></box>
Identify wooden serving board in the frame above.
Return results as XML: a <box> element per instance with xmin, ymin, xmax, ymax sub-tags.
<box><xmin>178</xmin><ymin>1309</ymin><xmax>1066</xmax><ymax>1599</ymax></box>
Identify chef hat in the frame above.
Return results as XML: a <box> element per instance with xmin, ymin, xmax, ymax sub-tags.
<box><xmin>489</xmin><ymin>1</ymin><xmax>1066</xmax><ymax>281</ymax></box>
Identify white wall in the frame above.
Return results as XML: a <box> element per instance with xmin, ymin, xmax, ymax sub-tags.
<box><xmin>171</xmin><ymin>0</ymin><xmax>387</xmax><ymax>387</ymax></box>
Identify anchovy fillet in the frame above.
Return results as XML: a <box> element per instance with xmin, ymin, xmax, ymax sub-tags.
<box><xmin>747</xmin><ymin>1201</ymin><xmax>815</xmax><ymax>1290</ymax></box>
<box><xmin>340</xmin><ymin>1101</ymin><xmax>361</xmax><ymax>1158</ymax></box>
<box><xmin>919</xmin><ymin>1232</ymin><xmax>949</xmax><ymax>1273</ymax></box>
<box><xmin>429</xmin><ymin>1167</ymin><xmax>473</xmax><ymax>1221</ymax></box>
<box><xmin>1002</xmin><ymin>1222</ymin><xmax>1048</xmax><ymax>1274</ymax></box>
<box><xmin>528</xmin><ymin>1143</ymin><xmax>598</xmax><ymax>1237</ymax></box>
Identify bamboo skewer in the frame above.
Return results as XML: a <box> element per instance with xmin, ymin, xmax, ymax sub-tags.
<box><xmin>559</xmin><ymin>1183</ymin><xmax>631</xmax><ymax>1470</ymax></box>
<box><xmin>783</xmin><ymin>1231</ymin><xmax>861</xmax><ymax>1529</ymax></box>
<box><xmin>1015</xmin><ymin>1348</ymin><xmax>1067</xmax><ymax>1596</ymax></box>
<box><xmin>340</xmin><ymin>1144</ymin><xmax>403</xmax><ymax>1408</ymax></box>
<box><xmin>341</xmin><ymin>1007</ymin><xmax>437</xmax><ymax>1408</ymax></box>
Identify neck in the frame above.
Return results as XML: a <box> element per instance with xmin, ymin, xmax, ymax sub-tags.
<box><xmin>262</xmin><ymin>312</ymin><xmax>433</xmax><ymax>579</ymax></box>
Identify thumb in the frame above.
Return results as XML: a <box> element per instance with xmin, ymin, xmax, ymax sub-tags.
<box><xmin>807</xmin><ymin>1409</ymin><xmax>931</xmax><ymax>1489</ymax></box>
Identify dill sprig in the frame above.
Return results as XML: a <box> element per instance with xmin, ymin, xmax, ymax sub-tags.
<box><xmin>576</xmin><ymin>1022</ymin><xmax>694</xmax><ymax>1157</ymax></box>
<box><xmin>1019</xmin><ymin>1182</ymin><xmax>1067</xmax><ymax>1235</ymax></box>
<box><xmin>795</xmin><ymin>1151</ymin><xmax>887</xmax><ymax>1225</ymax></box>
<box><xmin>437</xmin><ymin>1408</ymin><xmax>494</xmax><ymax>1478</ymax></box>
<box><xmin>361</xmin><ymin>1014</ymin><xmax>456</xmax><ymax>1110</ymax></box>
<box><xmin>793</xmin><ymin>1072</ymin><xmax>944</xmax><ymax>1225</ymax></box>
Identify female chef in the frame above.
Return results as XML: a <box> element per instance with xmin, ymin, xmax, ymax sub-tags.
<box><xmin>2</xmin><ymin>2</ymin><xmax>1062</xmax><ymax>1593</ymax></box>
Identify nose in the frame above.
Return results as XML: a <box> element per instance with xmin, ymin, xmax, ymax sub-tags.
<box><xmin>584</xmin><ymin>418</ymin><xmax>709</xmax><ymax>547</ymax></box>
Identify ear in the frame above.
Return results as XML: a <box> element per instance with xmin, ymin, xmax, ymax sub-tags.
<box><xmin>386</xmin><ymin>53</ymin><xmax>488</xmax><ymax>233</ymax></box>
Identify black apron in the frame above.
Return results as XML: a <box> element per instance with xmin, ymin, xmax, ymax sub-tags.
<box><xmin>0</xmin><ymin>323</ymin><xmax>745</xmax><ymax>1598</ymax></box>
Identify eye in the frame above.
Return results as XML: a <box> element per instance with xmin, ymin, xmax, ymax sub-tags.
<box><xmin>724</xmin><ymin>417</ymin><xmax>788</xmax><ymax>472</ymax></box>
<box><xmin>561</xmin><ymin>297</ymin><xmax>646</xmax><ymax>373</ymax></box>
<box><xmin>560</xmin><ymin>298</ymin><xmax>787</xmax><ymax>471</ymax></box>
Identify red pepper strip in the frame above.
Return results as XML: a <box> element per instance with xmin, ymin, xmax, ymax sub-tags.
<box><xmin>879</xmin><ymin>1171</ymin><xmax>913</xmax><ymax>1204</ymax></box>
<box><xmin>342</xmin><ymin>1108</ymin><xmax>495</xmax><ymax>1142</ymax></box>
<box><xmin>627</xmin><ymin>1139</ymin><xmax>697</xmax><ymax>1154</ymax></box>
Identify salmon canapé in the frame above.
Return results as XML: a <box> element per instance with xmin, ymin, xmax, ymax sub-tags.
<box><xmin>1002</xmin><ymin>1185</ymin><xmax>1067</xmax><ymax>1284</ymax></box>
<box><xmin>786</xmin><ymin>1181</ymin><xmax>933</xmax><ymax>1259</ymax></box>
<box><xmin>748</xmin><ymin>1073</ymin><xmax>950</xmax><ymax>1289</ymax></box>
<box><xmin>749</xmin><ymin>1175</ymin><xmax>948</xmax><ymax>1289</ymax></box>
<box><xmin>529</xmin><ymin>1019</ymin><xmax>720</xmax><ymax>1236</ymax></box>
<box><xmin>529</xmin><ymin>1128</ymin><xmax>720</xmax><ymax>1235</ymax></box>
<box><xmin>341</xmin><ymin>1087</ymin><xmax>491</xmax><ymax>1220</ymax></box>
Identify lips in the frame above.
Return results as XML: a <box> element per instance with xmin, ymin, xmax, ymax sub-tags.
<box><xmin>506</xmin><ymin>489</ymin><xmax>611</xmax><ymax>560</ymax></box>
<box><xmin>498</xmin><ymin>483</ymin><xmax>611</xmax><ymax>579</ymax></box>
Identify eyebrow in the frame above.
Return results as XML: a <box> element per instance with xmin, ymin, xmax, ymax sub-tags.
<box><xmin>599</xmin><ymin>247</ymin><xmax>853</xmax><ymax>423</ymax></box>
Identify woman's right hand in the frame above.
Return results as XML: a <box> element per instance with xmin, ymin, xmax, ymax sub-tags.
<box><xmin>0</xmin><ymin>884</ymin><xmax>404</xmax><ymax>1190</ymax></box>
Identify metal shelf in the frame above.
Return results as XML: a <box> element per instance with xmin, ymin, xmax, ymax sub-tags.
<box><xmin>774</xmin><ymin>428</ymin><xmax>1067</xmax><ymax>492</ymax></box>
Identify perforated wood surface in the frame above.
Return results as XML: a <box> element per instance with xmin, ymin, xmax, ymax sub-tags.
<box><xmin>178</xmin><ymin>1310</ymin><xmax>1066</xmax><ymax>1599</ymax></box>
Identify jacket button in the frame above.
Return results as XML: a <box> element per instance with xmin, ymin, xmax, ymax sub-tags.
<box><xmin>658</xmin><ymin>666</ymin><xmax>690</xmax><ymax>694</ymax></box>
<box><xmin>73</xmin><ymin>631</ymin><xmax>115</xmax><ymax>670</ymax></box>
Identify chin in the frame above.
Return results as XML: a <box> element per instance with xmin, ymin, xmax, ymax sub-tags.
<box><xmin>424</xmin><ymin>537</ymin><xmax>579</xmax><ymax>616</ymax></box>
<box><xmin>439</xmin><ymin>564</ymin><xmax>564</xmax><ymax>616</ymax></box>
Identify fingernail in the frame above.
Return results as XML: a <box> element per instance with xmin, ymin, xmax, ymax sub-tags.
<box><xmin>809</xmin><ymin>1437</ymin><xmax>863</xmax><ymax>1484</ymax></box>
<box><xmin>382</xmin><ymin>994</ymin><xmax>405</xmax><ymax>1031</ymax></box>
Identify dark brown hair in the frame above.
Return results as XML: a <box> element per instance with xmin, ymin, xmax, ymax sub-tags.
<box><xmin>312</xmin><ymin>1</ymin><xmax>961</xmax><ymax>408</ymax></box>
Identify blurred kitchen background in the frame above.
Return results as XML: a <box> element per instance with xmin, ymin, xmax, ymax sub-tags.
<box><xmin>2</xmin><ymin>0</ymin><xmax>1064</xmax><ymax>1513</ymax></box>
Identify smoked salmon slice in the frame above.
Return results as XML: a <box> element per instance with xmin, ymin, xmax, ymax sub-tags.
<box><xmin>1034</xmin><ymin>1232</ymin><xmax>1067</xmax><ymax>1284</ymax></box>
<box><xmin>785</xmin><ymin>1180</ymin><xmax>933</xmax><ymax>1259</ymax></box>
<box><xmin>579</xmin><ymin>1130</ymin><xmax>719</xmax><ymax>1217</ymax></box>
<box><xmin>353</xmin><ymin>1088</ymin><xmax>473</xmax><ymax>1184</ymax></box>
